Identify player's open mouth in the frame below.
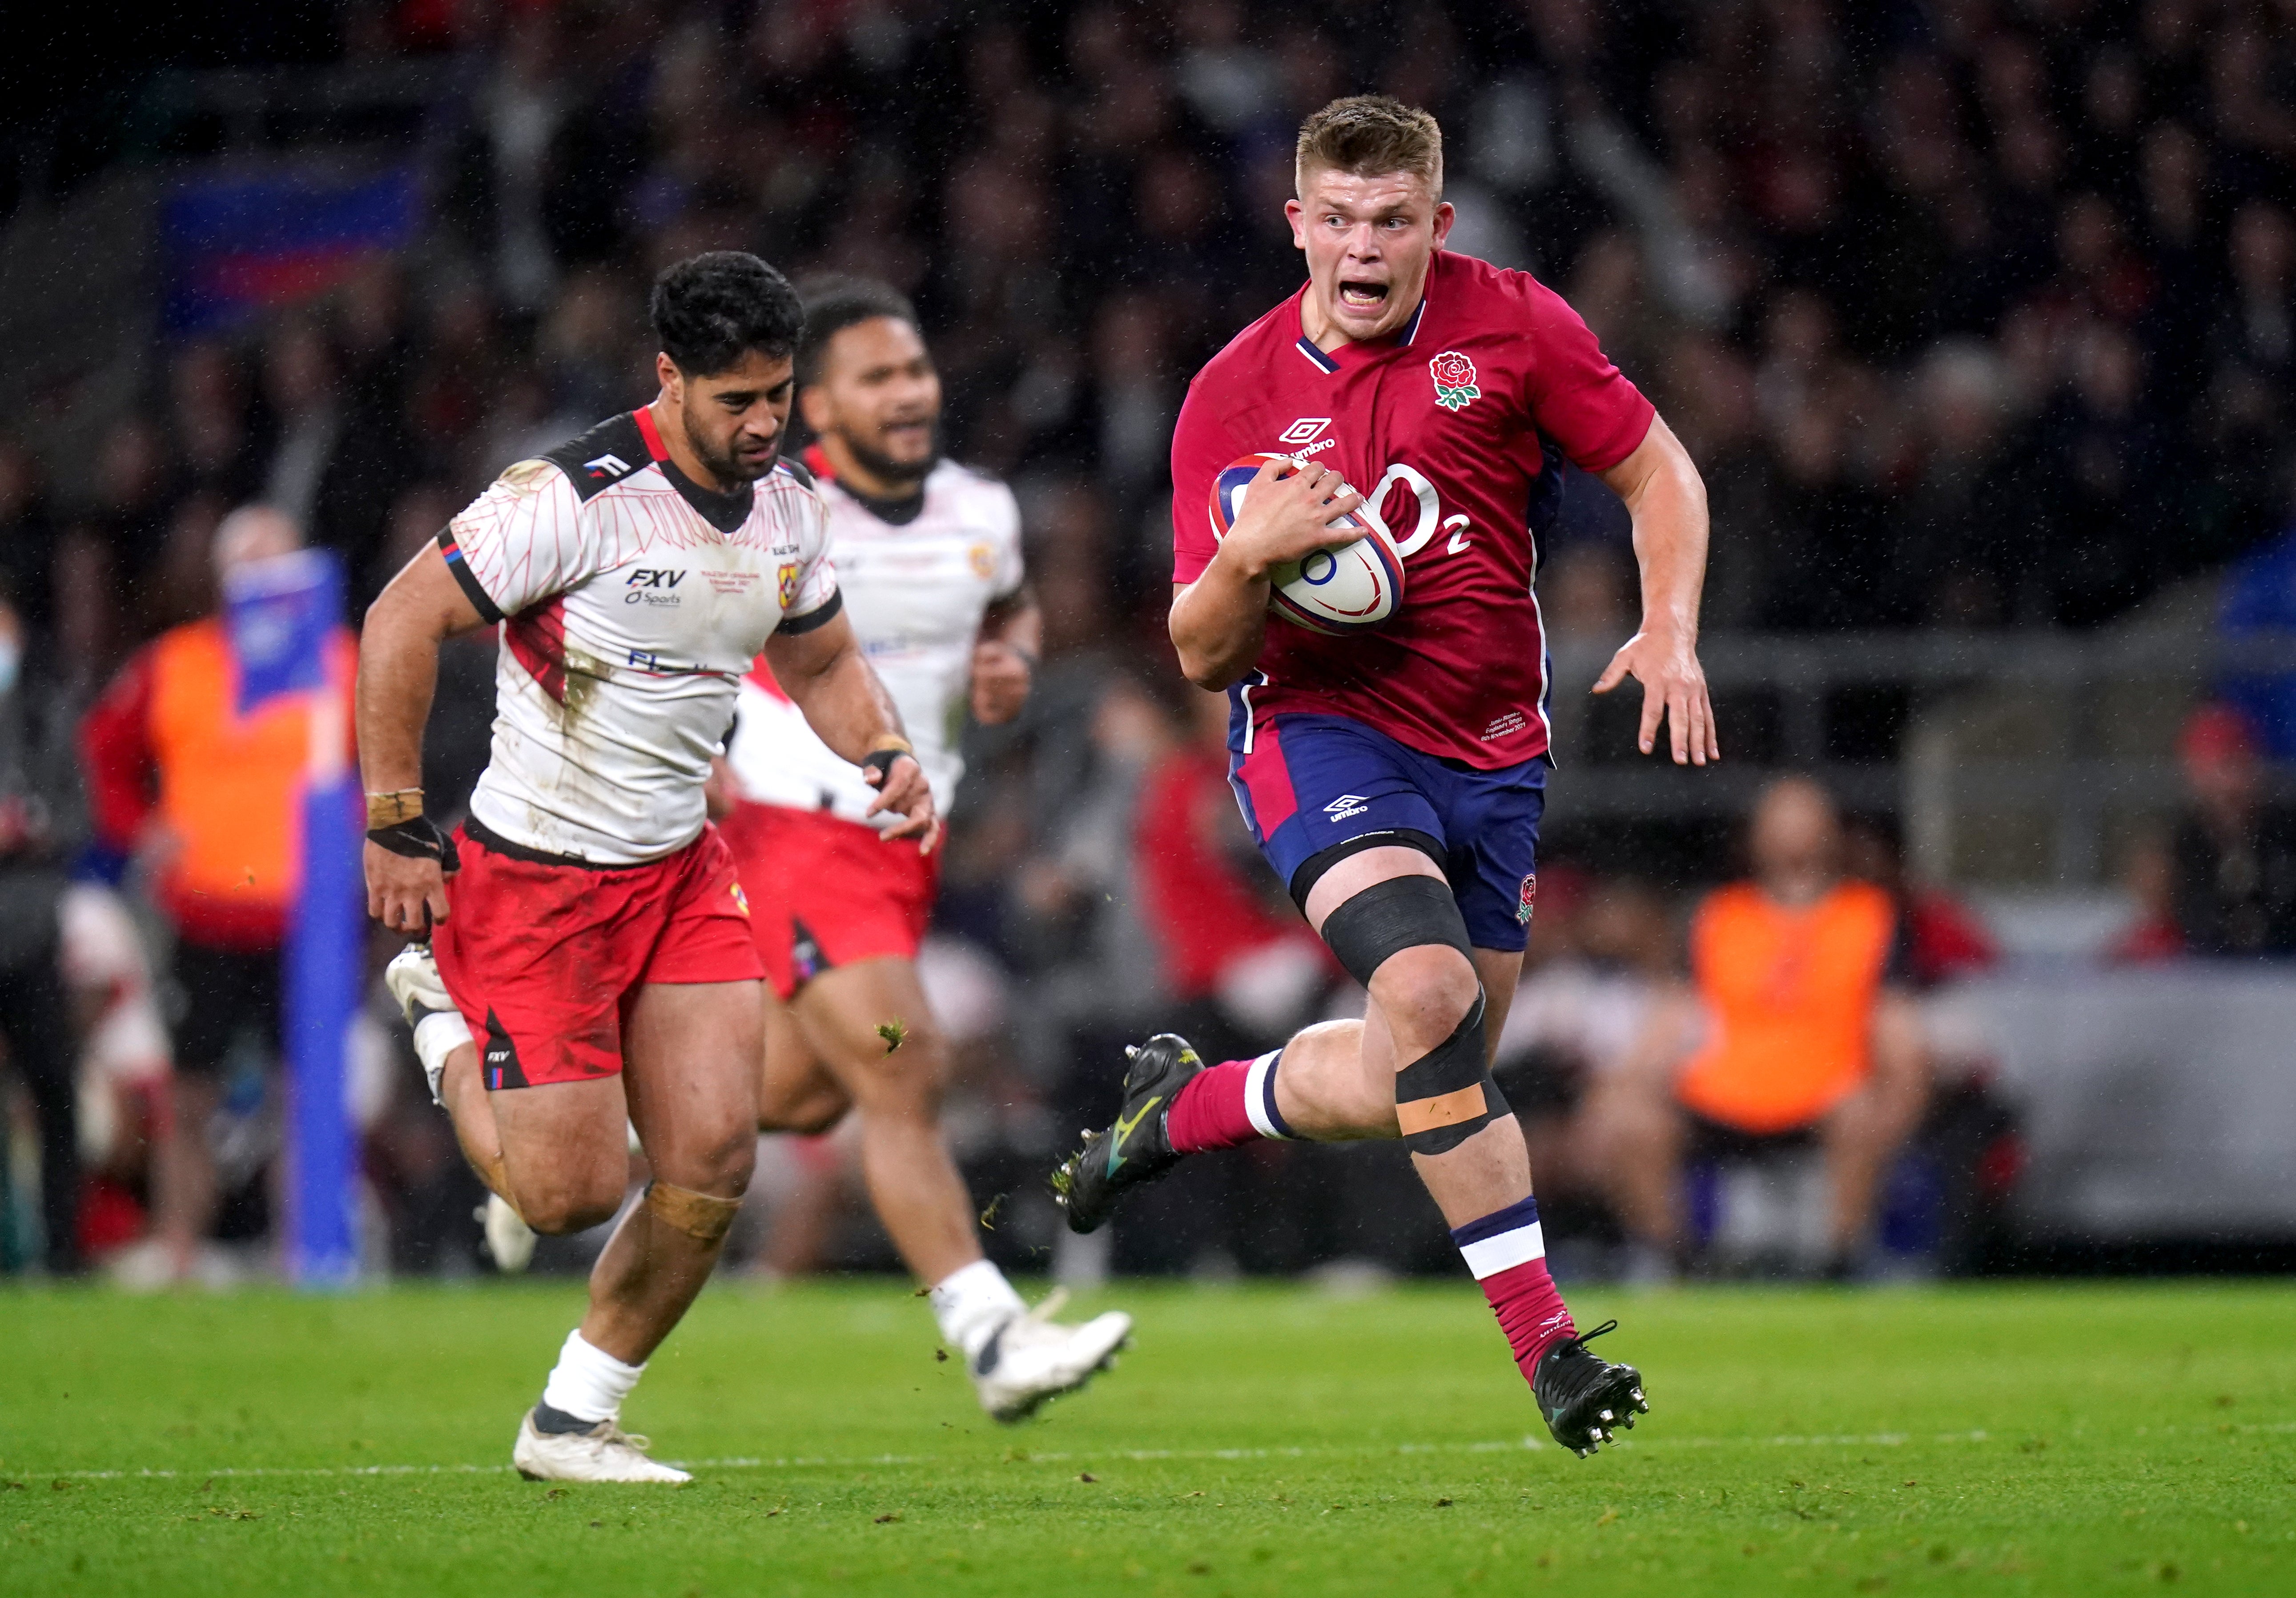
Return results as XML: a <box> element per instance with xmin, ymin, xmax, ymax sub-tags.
<box><xmin>1338</xmin><ymin>280</ymin><xmax>1389</xmax><ymax>312</ymax></box>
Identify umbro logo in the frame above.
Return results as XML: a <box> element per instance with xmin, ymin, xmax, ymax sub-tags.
<box><xmin>583</xmin><ymin>452</ymin><xmax>632</xmax><ymax>478</ymax></box>
<box><xmin>1324</xmin><ymin>793</ymin><xmax>1370</xmax><ymax>822</ymax></box>
<box><xmin>1279</xmin><ymin>418</ymin><xmax>1331</xmax><ymax>445</ymax></box>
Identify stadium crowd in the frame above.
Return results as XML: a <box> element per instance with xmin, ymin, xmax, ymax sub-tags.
<box><xmin>10</xmin><ymin>0</ymin><xmax>2296</xmax><ymax>1279</ymax></box>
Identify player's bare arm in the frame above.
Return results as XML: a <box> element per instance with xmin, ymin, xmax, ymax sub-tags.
<box><xmin>763</xmin><ymin>607</ymin><xmax>941</xmax><ymax>849</ymax></box>
<box><xmin>1169</xmin><ymin>459</ymin><xmax>1366</xmax><ymax>688</ymax></box>
<box><xmin>358</xmin><ymin>544</ymin><xmax>486</xmax><ymax>933</ymax></box>
<box><xmin>1591</xmin><ymin>414</ymin><xmax>1721</xmax><ymax>767</ymax></box>
<box><xmin>971</xmin><ymin>585</ymin><xmax>1040</xmax><ymax>725</ymax></box>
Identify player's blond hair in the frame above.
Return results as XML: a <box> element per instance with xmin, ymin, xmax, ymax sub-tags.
<box><xmin>1295</xmin><ymin>95</ymin><xmax>1444</xmax><ymax>201</ymax></box>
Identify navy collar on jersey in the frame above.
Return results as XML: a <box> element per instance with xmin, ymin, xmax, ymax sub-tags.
<box><xmin>1291</xmin><ymin>292</ymin><xmax>1429</xmax><ymax>374</ymax></box>
<box><xmin>632</xmin><ymin>405</ymin><xmax>756</xmax><ymax>534</ymax></box>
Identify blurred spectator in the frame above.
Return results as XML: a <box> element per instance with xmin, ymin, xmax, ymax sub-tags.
<box><xmin>2111</xmin><ymin>827</ymin><xmax>2187</xmax><ymax>964</ymax></box>
<box><xmin>1588</xmin><ymin>778</ymin><xmax>1928</xmax><ymax>1277</ymax></box>
<box><xmin>2166</xmin><ymin>703</ymin><xmax>2296</xmax><ymax>956</ymax></box>
<box><xmin>1492</xmin><ymin>871</ymin><xmax>1675</xmax><ymax>1220</ymax></box>
<box><xmin>80</xmin><ymin>507</ymin><xmax>356</xmax><ymax>1284</ymax></box>
<box><xmin>0</xmin><ymin>582</ymin><xmax>84</xmax><ymax>1273</ymax></box>
<box><xmin>1842</xmin><ymin>814</ymin><xmax>1998</xmax><ymax>986</ymax></box>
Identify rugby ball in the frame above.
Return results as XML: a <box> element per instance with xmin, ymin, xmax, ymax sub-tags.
<box><xmin>1208</xmin><ymin>453</ymin><xmax>1405</xmax><ymax>634</ymax></box>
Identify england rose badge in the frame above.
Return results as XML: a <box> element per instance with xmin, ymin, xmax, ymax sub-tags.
<box><xmin>1430</xmin><ymin>349</ymin><xmax>1481</xmax><ymax>412</ymax></box>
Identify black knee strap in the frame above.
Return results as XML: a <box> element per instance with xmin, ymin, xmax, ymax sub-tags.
<box><xmin>1319</xmin><ymin>875</ymin><xmax>1472</xmax><ymax>988</ymax></box>
<box><xmin>1395</xmin><ymin>992</ymin><xmax>1509</xmax><ymax>1156</ymax></box>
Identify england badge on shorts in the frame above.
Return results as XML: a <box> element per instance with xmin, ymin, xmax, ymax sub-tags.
<box><xmin>1516</xmin><ymin>871</ymin><xmax>1537</xmax><ymax>926</ymax></box>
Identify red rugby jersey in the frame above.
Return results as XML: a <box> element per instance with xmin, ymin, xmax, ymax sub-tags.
<box><xmin>1170</xmin><ymin>249</ymin><xmax>1655</xmax><ymax>769</ymax></box>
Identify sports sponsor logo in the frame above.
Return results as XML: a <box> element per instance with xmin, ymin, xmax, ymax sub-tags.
<box><xmin>583</xmin><ymin>452</ymin><xmax>632</xmax><ymax>478</ymax></box>
<box><xmin>1324</xmin><ymin>793</ymin><xmax>1371</xmax><ymax>822</ymax></box>
<box><xmin>777</xmin><ymin>562</ymin><xmax>800</xmax><ymax>609</ymax></box>
<box><xmin>1516</xmin><ymin>871</ymin><xmax>1537</xmax><ymax>926</ymax></box>
<box><xmin>1279</xmin><ymin>417</ymin><xmax>1332</xmax><ymax>445</ymax></box>
<box><xmin>624</xmin><ymin>567</ymin><xmax>684</xmax><ymax>606</ymax></box>
<box><xmin>1429</xmin><ymin>350</ymin><xmax>1481</xmax><ymax>413</ymax></box>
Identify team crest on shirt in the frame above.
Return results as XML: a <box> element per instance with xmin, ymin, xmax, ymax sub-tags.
<box><xmin>1516</xmin><ymin>871</ymin><xmax>1537</xmax><ymax>926</ymax></box>
<box><xmin>1430</xmin><ymin>349</ymin><xmax>1482</xmax><ymax>412</ymax></box>
<box><xmin>968</xmin><ymin>541</ymin><xmax>995</xmax><ymax>579</ymax></box>
<box><xmin>729</xmin><ymin>881</ymin><xmax>750</xmax><ymax>917</ymax></box>
<box><xmin>776</xmin><ymin>562</ymin><xmax>800</xmax><ymax>609</ymax></box>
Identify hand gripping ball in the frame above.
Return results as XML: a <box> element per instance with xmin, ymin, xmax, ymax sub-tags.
<box><xmin>1206</xmin><ymin>453</ymin><xmax>1405</xmax><ymax>634</ymax></box>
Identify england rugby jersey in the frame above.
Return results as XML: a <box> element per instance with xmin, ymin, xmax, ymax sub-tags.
<box><xmin>724</xmin><ymin>450</ymin><xmax>1023</xmax><ymax>827</ymax></box>
<box><xmin>439</xmin><ymin>407</ymin><xmax>839</xmax><ymax>865</ymax></box>
<box><xmin>1170</xmin><ymin>250</ymin><xmax>1655</xmax><ymax>769</ymax></box>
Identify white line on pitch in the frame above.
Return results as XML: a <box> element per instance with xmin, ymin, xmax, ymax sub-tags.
<box><xmin>22</xmin><ymin>1421</ymin><xmax>2290</xmax><ymax>1483</ymax></box>
<box><xmin>8</xmin><ymin>1428</ymin><xmax>2015</xmax><ymax>1482</ymax></box>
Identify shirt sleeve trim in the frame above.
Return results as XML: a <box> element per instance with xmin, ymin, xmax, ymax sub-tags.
<box><xmin>435</xmin><ymin>528</ymin><xmax>506</xmax><ymax>625</ymax></box>
<box><xmin>777</xmin><ymin>586</ymin><xmax>844</xmax><ymax>636</ymax></box>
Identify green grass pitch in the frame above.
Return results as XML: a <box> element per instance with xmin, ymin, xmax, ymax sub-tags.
<box><xmin>1</xmin><ymin>1280</ymin><xmax>2291</xmax><ymax>1595</ymax></box>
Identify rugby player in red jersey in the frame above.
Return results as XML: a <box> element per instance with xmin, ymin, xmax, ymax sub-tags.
<box><xmin>360</xmin><ymin>253</ymin><xmax>936</xmax><ymax>1482</ymax></box>
<box><xmin>1051</xmin><ymin>97</ymin><xmax>1720</xmax><ymax>1456</ymax></box>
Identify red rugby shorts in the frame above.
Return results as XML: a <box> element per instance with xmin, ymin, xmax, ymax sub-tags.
<box><xmin>716</xmin><ymin>800</ymin><xmax>941</xmax><ymax>1002</ymax></box>
<box><xmin>432</xmin><ymin>821</ymin><xmax>764</xmax><ymax>1089</ymax></box>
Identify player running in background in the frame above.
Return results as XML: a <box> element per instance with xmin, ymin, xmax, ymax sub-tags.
<box><xmin>1051</xmin><ymin>97</ymin><xmax>1720</xmax><ymax>1456</ymax></box>
<box><xmin>719</xmin><ymin>279</ymin><xmax>1130</xmax><ymax>1419</ymax></box>
<box><xmin>361</xmin><ymin>253</ymin><xmax>936</xmax><ymax>1483</ymax></box>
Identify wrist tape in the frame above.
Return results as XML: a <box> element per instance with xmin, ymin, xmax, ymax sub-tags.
<box><xmin>861</xmin><ymin>739</ymin><xmax>913</xmax><ymax>784</ymax></box>
<box><xmin>367</xmin><ymin>815</ymin><xmax>461</xmax><ymax>873</ymax></box>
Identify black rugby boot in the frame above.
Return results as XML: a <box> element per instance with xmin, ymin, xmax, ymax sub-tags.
<box><xmin>1049</xmin><ymin>1033</ymin><xmax>1203</xmax><ymax>1234</ymax></box>
<box><xmin>1532</xmin><ymin>1320</ymin><xmax>1649</xmax><ymax>1457</ymax></box>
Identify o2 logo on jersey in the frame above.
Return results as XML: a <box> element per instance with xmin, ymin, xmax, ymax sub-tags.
<box><xmin>1358</xmin><ymin>462</ymin><xmax>1475</xmax><ymax>557</ymax></box>
<box><xmin>1429</xmin><ymin>350</ymin><xmax>1481</xmax><ymax>413</ymax></box>
<box><xmin>776</xmin><ymin>562</ymin><xmax>800</xmax><ymax>609</ymax></box>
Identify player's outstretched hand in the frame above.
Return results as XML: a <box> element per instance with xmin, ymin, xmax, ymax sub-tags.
<box><xmin>970</xmin><ymin>639</ymin><xmax>1033</xmax><ymax>726</ymax></box>
<box><xmin>866</xmin><ymin>752</ymin><xmax>943</xmax><ymax>854</ymax></box>
<box><xmin>366</xmin><ymin>842</ymin><xmax>451</xmax><ymax>934</ymax></box>
<box><xmin>1222</xmin><ymin>458</ymin><xmax>1366</xmax><ymax>578</ymax></box>
<box><xmin>1593</xmin><ymin>627</ymin><xmax>1721</xmax><ymax>767</ymax></box>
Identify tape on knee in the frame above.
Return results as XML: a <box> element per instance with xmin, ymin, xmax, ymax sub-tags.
<box><xmin>643</xmin><ymin>1179</ymin><xmax>741</xmax><ymax>1245</ymax></box>
<box><xmin>1319</xmin><ymin>875</ymin><xmax>1472</xmax><ymax>988</ymax></box>
<box><xmin>1393</xmin><ymin>993</ymin><xmax>1510</xmax><ymax>1156</ymax></box>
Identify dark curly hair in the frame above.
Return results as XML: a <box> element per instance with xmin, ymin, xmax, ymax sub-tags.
<box><xmin>795</xmin><ymin>277</ymin><xmax>921</xmax><ymax>389</ymax></box>
<box><xmin>649</xmin><ymin>252</ymin><xmax>805</xmax><ymax>377</ymax></box>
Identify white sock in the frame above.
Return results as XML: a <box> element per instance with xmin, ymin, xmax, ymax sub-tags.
<box><xmin>929</xmin><ymin>1259</ymin><xmax>1025</xmax><ymax>1361</ymax></box>
<box><xmin>539</xmin><ymin>1329</ymin><xmax>645</xmax><ymax>1424</ymax></box>
<box><xmin>412</xmin><ymin>1011</ymin><xmax>472</xmax><ymax>1105</ymax></box>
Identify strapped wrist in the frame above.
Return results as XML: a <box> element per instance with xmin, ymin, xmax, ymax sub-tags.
<box><xmin>366</xmin><ymin>788</ymin><xmax>423</xmax><ymax>829</ymax></box>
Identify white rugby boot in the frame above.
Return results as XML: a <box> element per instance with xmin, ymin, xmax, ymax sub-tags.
<box><xmin>482</xmin><ymin>1193</ymin><xmax>537</xmax><ymax>1274</ymax></box>
<box><xmin>512</xmin><ymin>1410</ymin><xmax>690</xmax><ymax>1483</ymax></box>
<box><xmin>970</xmin><ymin>1289</ymin><xmax>1134</xmax><ymax>1423</ymax></box>
<box><xmin>384</xmin><ymin>943</ymin><xmax>472</xmax><ymax>1108</ymax></box>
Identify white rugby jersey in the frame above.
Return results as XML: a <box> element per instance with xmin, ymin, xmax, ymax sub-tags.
<box><xmin>725</xmin><ymin>450</ymin><xmax>1023</xmax><ymax>826</ymax></box>
<box><xmin>440</xmin><ymin>408</ymin><xmax>839</xmax><ymax>865</ymax></box>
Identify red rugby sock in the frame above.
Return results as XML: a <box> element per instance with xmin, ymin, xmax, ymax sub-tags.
<box><xmin>1481</xmin><ymin>1258</ymin><xmax>1578</xmax><ymax>1384</ymax></box>
<box><xmin>1162</xmin><ymin>1061</ymin><xmax>1256</xmax><ymax>1154</ymax></box>
<box><xmin>1452</xmin><ymin>1196</ymin><xmax>1576</xmax><ymax>1382</ymax></box>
